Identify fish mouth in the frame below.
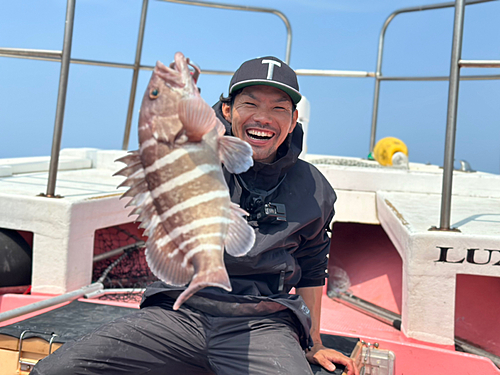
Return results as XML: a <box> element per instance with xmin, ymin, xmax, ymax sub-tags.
<box><xmin>154</xmin><ymin>60</ymin><xmax>184</xmax><ymax>88</ymax></box>
<box><xmin>169</xmin><ymin>54</ymin><xmax>184</xmax><ymax>73</ymax></box>
<box><xmin>167</xmin><ymin>53</ymin><xmax>201</xmax><ymax>86</ymax></box>
<box><xmin>246</xmin><ymin>128</ymin><xmax>275</xmax><ymax>142</ymax></box>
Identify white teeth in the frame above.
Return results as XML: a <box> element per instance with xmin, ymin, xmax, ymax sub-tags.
<box><xmin>247</xmin><ymin>129</ymin><xmax>273</xmax><ymax>138</ymax></box>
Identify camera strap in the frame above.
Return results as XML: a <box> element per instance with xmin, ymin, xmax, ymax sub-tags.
<box><xmin>235</xmin><ymin>173</ymin><xmax>287</xmax><ymax>203</ymax></box>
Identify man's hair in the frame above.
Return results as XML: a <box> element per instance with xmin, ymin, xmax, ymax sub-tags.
<box><xmin>219</xmin><ymin>89</ymin><xmax>241</xmax><ymax>108</ymax></box>
<box><xmin>219</xmin><ymin>89</ymin><xmax>297</xmax><ymax>113</ymax></box>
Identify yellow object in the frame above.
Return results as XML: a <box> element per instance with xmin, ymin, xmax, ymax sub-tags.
<box><xmin>373</xmin><ymin>137</ymin><xmax>408</xmax><ymax>166</ymax></box>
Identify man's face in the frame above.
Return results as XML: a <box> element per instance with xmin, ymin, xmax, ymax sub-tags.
<box><xmin>222</xmin><ymin>85</ymin><xmax>298</xmax><ymax>163</ymax></box>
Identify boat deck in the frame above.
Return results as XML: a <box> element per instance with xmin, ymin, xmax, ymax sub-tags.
<box><xmin>0</xmin><ymin>148</ymin><xmax>127</xmax><ymax>198</ymax></box>
<box><xmin>1</xmin><ymin>150</ymin><xmax>499</xmax><ymax>372</ymax></box>
<box><xmin>321</xmin><ymin>291</ymin><xmax>500</xmax><ymax>375</ymax></box>
<box><xmin>0</xmin><ymin>149</ymin><xmax>133</xmax><ymax>295</ymax></box>
<box><xmin>1</xmin><ymin>289</ymin><xmax>499</xmax><ymax>374</ymax></box>
<box><xmin>310</xmin><ymin>154</ymin><xmax>500</xmax><ymax>348</ymax></box>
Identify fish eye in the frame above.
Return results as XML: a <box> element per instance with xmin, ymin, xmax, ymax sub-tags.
<box><xmin>149</xmin><ymin>88</ymin><xmax>159</xmax><ymax>99</ymax></box>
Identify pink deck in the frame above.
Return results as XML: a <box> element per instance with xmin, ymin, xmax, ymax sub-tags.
<box><xmin>327</xmin><ymin>222</ymin><xmax>500</xmax><ymax>374</ymax></box>
<box><xmin>2</xmin><ymin>291</ymin><xmax>498</xmax><ymax>374</ymax></box>
<box><xmin>1</xmin><ymin>222</ymin><xmax>499</xmax><ymax>373</ymax></box>
<box><xmin>320</xmin><ymin>292</ymin><xmax>499</xmax><ymax>374</ymax></box>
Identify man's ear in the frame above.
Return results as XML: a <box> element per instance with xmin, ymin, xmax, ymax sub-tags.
<box><xmin>289</xmin><ymin>109</ymin><xmax>299</xmax><ymax>133</ymax></box>
<box><xmin>222</xmin><ymin>103</ymin><xmax>232</xmax><ymax>122</ymax></box>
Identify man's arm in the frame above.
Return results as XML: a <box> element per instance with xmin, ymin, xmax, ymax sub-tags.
<box><xmin>296</xmin><ymin>286</ymin><xmax>359</xmax><ymax>375</ymax></box>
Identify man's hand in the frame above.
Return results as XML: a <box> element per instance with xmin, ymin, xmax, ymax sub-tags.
<box><xmin>306</xmin><ymin>343</ymin><xmax>359</xmax><ymax>375</ymax></box>
<box><xmin>296</xmin><ymin>286</ymin><xmax>360</xmax><ymax>374</ymax></box>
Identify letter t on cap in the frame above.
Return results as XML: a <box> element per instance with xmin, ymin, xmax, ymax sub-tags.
<box><xmin>262</xmin><ymin>59</ymin><xmax>281</xmax><ymax>79</ymax></box>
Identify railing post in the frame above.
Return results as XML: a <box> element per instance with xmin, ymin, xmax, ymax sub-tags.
<box><xmin>369</xmin><ymin>20</ymin><xmax>389</xmax><ymax>154</ymax></box>
<box><xmin>436</xmin><ymin>0</ymin><xmax>467</xmax><ymax>231</ymax></box>
<box><xmin>369</xmin><ymin>12</ymin><xmax>397</xmax><ymax>154</ymax></box>
<box><xmin>369</xmin><ymin>78</ymin><xmax>381</xmax><ymax>154</ymax></box>
<box><xmin>45</xmin><ymin>0</ymin><xmax>76</xmax><ymax>198</ymax></box>
<box><xmin>122</xmin><ymin>0</ymin><xmax>149</xmax><ymax>151</ymax></box>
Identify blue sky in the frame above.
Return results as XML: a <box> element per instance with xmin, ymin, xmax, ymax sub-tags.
<box><xmin>1</xmin><ymin>0</ymin><xmax>499</xmax><ymax>173</ymax></box>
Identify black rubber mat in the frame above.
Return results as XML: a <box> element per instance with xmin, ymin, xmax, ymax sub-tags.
<box><xmin>1</xmin><ymin>300</ymin><xmax>358</xmax><ymax>373</ymax></box>
<box><xmin>0</xmin><ymin>300</ymin><xmax>136</xmax><ymax>343</ymax></box>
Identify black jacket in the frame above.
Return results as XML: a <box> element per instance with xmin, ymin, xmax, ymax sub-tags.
<box><xmin>141</xmin><ymin>101</ymin><xmax>336</xmax><ymax>348</ymax></box>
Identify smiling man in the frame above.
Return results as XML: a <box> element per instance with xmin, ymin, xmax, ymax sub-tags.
<box><xmin>211</xmin><ymin>56</ymin><xmax>358</xmax><ymax>374</ymax></box>
<box><xmin>225</xmin><ymin>84</ymin><xmax>297</xmax><ymax>163</ymax></box>
<box><xmin>218</xmin><ymin>56</ymin><xmax>300</xmax><ymax>164</ymax></box>
<box><xmin>32</xmin><ymin>57</ymin><xmax>357</xmax><ymax>375</ymax></box>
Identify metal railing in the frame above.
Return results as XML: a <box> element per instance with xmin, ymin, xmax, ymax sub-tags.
<box><xmin>46</xmin><ymin>0</ymin><xmax>76</xmax><ymax>198</ymax></box>
<box><xmin>1</xmin><ymin>0</ymin><xmax>499</xmax><ymax>230</ymax></box>
<box><xmin>288</xmin><ymin>1</ymin><xmax>500</xmax><ymax>231</ymax></box>
<box><xmin>369</xmin><ymin>0</ymin><xmax>499</xmax><ymax>154</ymax></box>
<box><xmin>436</xmin><ymin>0</ymin><xmax>500</xmax><ymax>230</ymax></box>
<box><xmin>0</xmin><ymin>0</ymin><xmax>292</xmax><ymax>198</ymax></box>
<box><xmin>366</xmin><ymin>0</ymin><xmax>499</xmax><ymax>231</ymax></box>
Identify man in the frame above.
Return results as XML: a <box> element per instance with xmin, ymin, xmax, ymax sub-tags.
<box><xmin>33</xmin><ymin>56</ymin><xmax>358</xmax><ymax>375</ymax></box>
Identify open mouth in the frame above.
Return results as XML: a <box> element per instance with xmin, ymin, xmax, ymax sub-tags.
<box><xmin>246</xmin><ymin>129</ymin><xmax>274</xmax><ymax>141</ymax></box>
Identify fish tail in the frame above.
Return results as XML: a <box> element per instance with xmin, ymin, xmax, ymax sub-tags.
<box><xmin>173</xmin><ymin>266</ymin><xmax>231</xmax><ymax>310</ymax></box>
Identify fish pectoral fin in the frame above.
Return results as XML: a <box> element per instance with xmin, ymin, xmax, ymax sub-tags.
<box><xmin>178</xmin><ymin>96</ymin><xmax>216</xmax><ymax>142</ymax></box>
<box><xmin>224</xmin><ymin>203</ymin><xmax>255</xmax><ymax>257</ymax></box>
<box><xmin>218</xmin><ymin>136</ymin><xmax>254</xmax><ymax>174</ymax></box>
<box><xmin>145</xmin><ymin>229</ymin><xmax>194</xmax><ymax>286</ymax></box>
<box><xmin>215</xmin><ymin>118</ymin><xmax>226</xmax><ymax>137</ymax></box>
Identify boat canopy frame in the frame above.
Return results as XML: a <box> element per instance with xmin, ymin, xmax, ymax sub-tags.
<box><xmin>0</xmin><ymin>0</ymin><xmax>499</xmax><ymax>231</ymax></box>
<box><xmin>0</xmin><ymin>0</ymin><xmax>293</xmax><ymax>198</ymax></box>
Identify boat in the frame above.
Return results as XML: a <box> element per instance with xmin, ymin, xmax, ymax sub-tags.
<box><xmin>0</xmin><ymin>0</ymin><xmax>499</xmax><ymax>373</ymax></box>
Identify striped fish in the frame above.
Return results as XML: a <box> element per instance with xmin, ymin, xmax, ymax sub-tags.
<box><xmin>115</xmin><ymin>52</ymin><xmax>255</xmax><ymax>310</ymax></box>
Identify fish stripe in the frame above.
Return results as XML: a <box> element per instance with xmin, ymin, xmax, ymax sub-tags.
<box><xmin>163</xmin><ymin>241</ymin><xmax>224</xmax><ymax>269</ymax></box>
<box><xmin>182</xmin><ymin>244</ymin><xmax>221</xmax><ymax>267</ymax></box>
<box><xmin>151</xmin><ymin>164</ymin><xmax>220</xmax><ymax>198</ymax></box>
<box><xmin>128</xmin><ymin>168</ymin><xmax>146</xmax><ymax>180</ymax></box>
<box><xmin>159</xmin><ymin>190</ymin><xmax>228</xmax><ymax>222</ymax></box>
<box><xmin>178</xmin><ymin>232</ymin><xmax>223</xmax><ymax>250</ymax></box>
<box><xmin>156</xmin><ymin>232</ymin><xmax>224</xmax><ymax>258</ymax></box>
<box><xmin>169</xmin><ymin>217</ymin><xmax>232</xmax><ymax>242</ymax></box>
<box><xmin>145</xmin><ymin>148</ymin><xmax>187</xmax><ymax>174</ymax></box>
<box><xmin>144</xmin><ymin>145</ymin><xmax>203</xmax><ymax>174</ymax></box>
<box><xmin>140</xmin><ymin>138</ymin><xmax>156</xmax><ymax>153</ymax></box>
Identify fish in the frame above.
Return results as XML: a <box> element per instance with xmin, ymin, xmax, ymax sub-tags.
<box><xmin>115</xmin><ymin>52</ymin><xmax>255</xmax><ymax>310</ymax></box>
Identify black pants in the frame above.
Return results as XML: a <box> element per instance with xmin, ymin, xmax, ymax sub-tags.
<box><xmin>32</xmin><ymin>300</ymin><xmax>313</xmax><ymax>375</ymax></box>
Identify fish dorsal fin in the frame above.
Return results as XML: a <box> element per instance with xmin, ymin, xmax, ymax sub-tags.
<box><xmin>219</xmin><ymin>136</ymin><xmax>254</xmax><ymax>174</ymax></box>
<box><xmin>225</xmin><ymin>203</ymin><xmax>255</xmax><ymax>257</ymax></box>
<box><xmin>114</xmin><ymin>150</ymin><xmax>147</xmax><ymax>195</ymax></box>
<box><xmin>114</xmin><ymin>151</ymin><xmax>140</xmax><ymax>170</ymax></box>
<box><xmin>178</xmin><ymin>96</ymin><xmax>216</xmax><ymax>142</ymax></box>
<box><xmin>115</xmin><ymin>149</ymin><xmax>194</xmax><ymax>286</ymax></box>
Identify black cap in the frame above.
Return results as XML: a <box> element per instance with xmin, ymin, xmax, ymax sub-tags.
<box><xmin>229</xmin><ymin>56</ymin><xmax>301</xmax><ymax>105</ymax></box>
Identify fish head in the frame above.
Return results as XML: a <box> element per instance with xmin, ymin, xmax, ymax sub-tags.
<box><xmin>138</xmin><ymin>53</ymin><xmax>203</xmax><ymax>146</ymax></box>
<box><xmin>138</xmin><ymin>59</ymin><xmax>188</xmax><ymax>145</ymax></box>
<box><xmin>170</xmin><ymin>52</ymin><xmax>201</xmax><ymax>98</ymax></box>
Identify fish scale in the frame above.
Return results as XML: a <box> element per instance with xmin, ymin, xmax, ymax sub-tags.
<box><xmin>115</xmin><ymin>52</ymin><xmax>255</xmax><ymax>310</ymax></box>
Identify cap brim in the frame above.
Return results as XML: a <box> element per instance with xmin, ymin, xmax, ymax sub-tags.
<box><xmin>230</xmin><ymin>79</ymin><xmax>302</xmax><ymax>105</ymax></box>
